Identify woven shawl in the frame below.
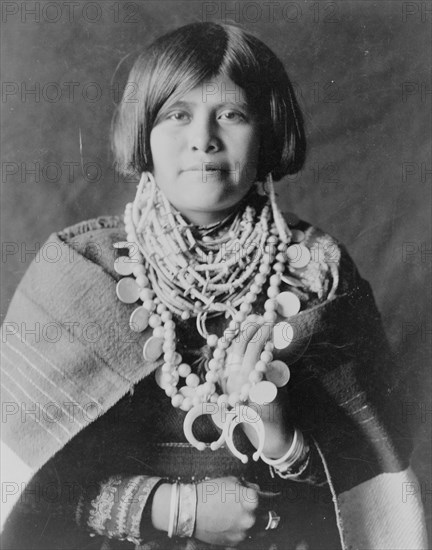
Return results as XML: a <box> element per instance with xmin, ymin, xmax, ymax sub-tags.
<box><xmin>0</xmin><ymin>216</ymin><xmax>427</xmax><ymax>549</ymax></box>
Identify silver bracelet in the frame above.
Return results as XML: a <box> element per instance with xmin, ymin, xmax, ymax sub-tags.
<box><xmin>167</xmin><ymin>482</ymin><xmax>180</xmax><ymax>538</ymax></box>
<box><xmin>260</xmin><ymin>427</ymin><xmax>303</xmax><ymax>467</ymax></box>
<box><xmin>175</xmin><ymin>483</ymin><xmax>197</xmax><ymax>538</ymax></box>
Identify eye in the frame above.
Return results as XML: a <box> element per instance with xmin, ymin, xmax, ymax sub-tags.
<box><xmin>167</xmin><ymin>111</ymin><xmax>190</xmax><ymax>122</ymax></box>
<box><xmin>218</xmin><ymin>110</ymin><xmax>247</xmax><ymax>122</ymax></box>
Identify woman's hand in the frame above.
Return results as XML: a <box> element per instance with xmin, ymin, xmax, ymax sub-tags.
<box><xmin>194</xmin><ymin>476</ymin><xmax>259</xmax><ymax>547</ymax></box>
<box><xmin>224</xmin><ymin>315</ymin><xmax>293</xmax><ymax>459</ymax></box>
<box><xmin>151</xmin><ymin>477</ymin><xmax>258</xmax><ymax>546</ymax></box>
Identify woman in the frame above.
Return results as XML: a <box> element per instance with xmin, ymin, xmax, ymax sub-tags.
<box><xmin>1</xmin><ymin>22</ymin><xmax>427</xmax><ymax>550</ymax></box>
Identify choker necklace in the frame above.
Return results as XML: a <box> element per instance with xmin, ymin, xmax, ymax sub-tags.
<box><xmin>114</xmin><ymin>172</ymin><xmax>310</xmax><ymax>462</ymax></box>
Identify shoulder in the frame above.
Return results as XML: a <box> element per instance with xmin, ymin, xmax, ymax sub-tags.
<box><xmin>281</xmin><ymin>212</ymin><xmax>362</xmax><ymax>300</ymax></box>
<box><xmin>55</xmin><ymin>215</ymin><xmax>127</xmax><ymax>276</ymax></box>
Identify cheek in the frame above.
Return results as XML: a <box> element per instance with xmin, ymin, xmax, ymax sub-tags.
<box><xmin>149</xmin><ymin>130</ymin><xmax>162</xmax><ymax>163</ymax></box>
<box><xmin>239</xmin><ymin>131</ymin><xmax>260</xmax><ymax>172</ymax></box>
<box><xmin>150</xmin><ymin>129</ymin><xmax>181</xmax><ymax>166</ymax></box>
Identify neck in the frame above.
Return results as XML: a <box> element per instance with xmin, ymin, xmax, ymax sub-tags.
<box><xmin>171</xmin><ymin>188</ymin><xmax>258</xmax><ymax>228</ymax></box>
<box><xmin>178</xmin><ymin>206</ymin><xmax>238</xmax><ymax>227</ymax></box>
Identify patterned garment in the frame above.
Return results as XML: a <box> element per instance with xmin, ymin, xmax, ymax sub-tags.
<box><xmin>1</xmin><ymin>213</ymin><xmax>427</xmax><ymax>549</ymax></box>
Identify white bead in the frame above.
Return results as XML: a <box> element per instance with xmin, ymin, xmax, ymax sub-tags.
<box><xmin>265</xmin><ymin>341</ymin><xmax>274</xmax><ymax>352</ymax></box>
<box><xmin>240</xmin><ymin>302</ymin><xmax>252</xmax><ymax>314</ymax></box>
<box><xmin>264</xmin><ymin>299</ymin><xmax>277</xmax><ymax>311</ymax></box>
<box><xmin>143</xmin><ymin>299</ymin><xmax>156</xmax><ymax>312</ymax></box>
<box><xmin>164</xmin><ymin>320</ymin><xmax>175</xmax><ymax>330</ymax></box>
<box><xmin>250</xmin><ymin>283</ymin><xmax>260</xmax><ymax>294</ymax></box>
<box><xmin>148</xmin><ymin>314</ymin><xmax>162</xmax><ymax>328</ymax></box>
<box><xmin>269</xmin><ymin>274</ymin><xmax>280</xmax><ymax>287</ymax></box>
<box><xmin>260</xmin><ymin>350</ymin><xmax>273</xmax><ymax>363</ymax></box>
<box><xmin>186</xmin><ymin>373</ymin><xmax>200</xmax><ymax>387</ymax></box>
<box><xmin>132</xmin><ymin>265</ymin><xmax>146</xmax><ymax>278</ymax></box>
<box><xmin>140</xmin><ymin>288</ymin><xmax>154</xmax><ymax>301</ymax></box>
<box><xmin>163</xmin><ymin>341</ymin><xmax>176</xmax><ymax>352</ymax></box>
<box><xmin>263</xmin><ymin>311</ymin><xmax>278</xmax><ymax>323</ymax></box>
<box><xmin>259</xmin><ymin>264</ymin><xmax>271</xmax><ymax>274</ymax></box>
<box><xmin>217</xmin><ymin>394</ymin><xmax>229</xmax><ymax>407</ymax></box>
<box><xmin>161</xmin><ymin>372</ymin><xmax>174</xmax><ymax>385</ymax></box>
<box><xmin>171</xmin><ymin>394</ymin><xmax>183</xmax><ymax>408</ymax></box>
<box><xmin>254</xmin><ymin>273</ymin><xmax>266</xmax><ymax>285</ymax></box>
<box><xmin>205</xmin><ymin>371</ymin><xmax>218</xmax><ymax>383</ymax></box>
<box><xmin>164</xmin><ymin>328</ymin><xmax>175</xmax><ymax>340</ymax></box>
<box><xmin>245</xmin><ymin>292</ymin><xmax>257</xmax><ymax>304</ymax></box>
<box><xmin>249</xmin><ymin>370</ymin><xmax>263</xmax><ymax>384</ymax></box>
<box><xmin>255</xmin><ymin>360</ymin><xmax>267</xmax><ymax>373</ymax></box>
<box><xmin>267</xmin><ymin>287</ymin><xmax>279</xmax><ymax>299</ymax></box>
<box><xmin>165</xmin><ymin>386</ymin><xmax>177</xmax><ymax>397</ymax></box>
<box><xmin>181</xmin><ymin>310</ymin><xmax>191</xmax><ymax>320</ymax></box>
<box><xmin>208</xmin><ymin>359</ymin><xmax>221</xmax><ymax>371</ymax></box>
<box><xmin>178</xmin><ymin>363</ymin><xmax>191</xmax><ymax>377</ymax></box>
<box><xmin>153</xmin><ymin>326</ymin><xmax>165</xmax><ymax>338</ymax></box>
<box><xmin>275</xmin><ymin>253</ymin><xmax>286</xmax><ymax>263</ymax></box>
<box><xmin>180</xmin><ymin>397</ymin><xmax>193</xmax><ymax>411</ymax></box>
<box><xmin>156</xmin><ymin>303</ymin><xmax>167</xmax><ymax>314</ymax></box>
<box><xmin>161</xmin><ymin>311</ymin><xmax>172</xmax><ymax>322</ymax></box>
<box><xmin>234</xmin><ymin>311</ymin><xmax>246</xmax><ymax>323</ymax></box>
<box><xmin>206</xmin><ymin>334</ymin><xmax>218</xmax><ymax>347</ymax></box>
<box><xmin>163</xmin><ymin>351</ymin><xmax>175</xmax><ymax>363</ymax></box>
<box><xmin>210</xmin><ymin>394</ymin><xmax>219</xmax><ymax>403</ymax></box>
<box><xmin>161</xmin><ymin>362</ymin><xmax>172</xmax><ymax>372</ymax></box>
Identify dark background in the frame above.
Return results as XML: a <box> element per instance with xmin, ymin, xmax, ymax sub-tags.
<box><xmin>1</xmin><ymin>0</ymin><xmax>431</xmax><ymax>536</ymax></box>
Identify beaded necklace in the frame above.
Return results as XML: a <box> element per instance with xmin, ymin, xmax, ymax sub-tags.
<box><xmin>114</xmin><ymin>172</ymin><xmax>310</xmax><ymax>460</ymax></box>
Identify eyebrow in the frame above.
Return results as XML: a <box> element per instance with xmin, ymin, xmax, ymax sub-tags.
<box><xmin>164</xmin><ymin>99</ymin><xmax>251</xmax><ymax>111</ymax></box>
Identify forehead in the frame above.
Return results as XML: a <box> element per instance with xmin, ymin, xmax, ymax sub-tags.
<box><xmin>169</xmin><ymin>76</ymin><xmax>248</xmax><ymax>107</ymax></box>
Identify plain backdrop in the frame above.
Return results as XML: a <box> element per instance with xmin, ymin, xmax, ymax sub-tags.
<box><xmin>1</xmin><ymin>0</ymin><xmax>431</xmax><ymax>536</ymax></box>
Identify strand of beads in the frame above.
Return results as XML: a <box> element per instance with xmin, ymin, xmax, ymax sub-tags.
<box><xmin>114</xmin><ymin>172</ymin><xmax>309</xmax><ymax>461</ymax></box>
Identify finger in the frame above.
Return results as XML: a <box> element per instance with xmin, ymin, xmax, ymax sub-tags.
<box><xmin>228</xmin><ymin>315</ymin><xmax>264</xmax><ymax>358</ymax></box>
<box><xmin>242</xmin><ymin>512</ymin><xmax>256</xmax><ymax>530</ymax></box>
<box><xmin>242</xmin><ymin>321</ymin><xmax>273</xmax><ymax>372</ymax></box>
<box><xmin>241</xmin><ymin>486</ymin><xmax>259</xmax><ymax>511</ymax></box>
<box><xmin>242</xmin><ymin>480</ymin><xmax>260</xmax><ymax>491</ymax></box>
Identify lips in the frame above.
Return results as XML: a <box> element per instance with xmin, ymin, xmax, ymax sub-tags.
<box><xmin>182</xmin><ymin>162</ymin><xmax>228</xmax><ymax>172</ymax></box>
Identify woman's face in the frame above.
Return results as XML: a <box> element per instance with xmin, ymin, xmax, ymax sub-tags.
<box><xmin>150</xmin><ymin>76</ymin><xmax>260</xmax><ymax>225</ymax></box>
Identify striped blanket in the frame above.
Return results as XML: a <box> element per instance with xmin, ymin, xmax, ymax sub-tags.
<box><xmin>0</xmin><ymin>216</ymin><xmax>427</xmax><ymax>549</ymax></box>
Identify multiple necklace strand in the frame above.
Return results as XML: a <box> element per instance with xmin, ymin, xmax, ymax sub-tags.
<box><xmin>115</xmin><ymin>172</ymin><xmax>307</xmax><ymax>457</ymax></box>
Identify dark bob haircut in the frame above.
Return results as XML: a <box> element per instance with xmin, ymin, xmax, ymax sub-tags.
<box><xmin>112</xmin><ymin>22</ymin><xmax>306</xmax><ymax>182</ymax></box>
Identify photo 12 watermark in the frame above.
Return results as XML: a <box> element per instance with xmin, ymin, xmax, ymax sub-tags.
<box><xmin>201</xmin><ymin>1</ymin><xmax>341</xmax><ymax>24</ymax></box>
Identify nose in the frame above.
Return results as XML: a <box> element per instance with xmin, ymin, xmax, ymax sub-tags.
<box><xmin>189</xmin><ymin>115</ymin><xmax>221</xmax><ymax>154</ymax></box>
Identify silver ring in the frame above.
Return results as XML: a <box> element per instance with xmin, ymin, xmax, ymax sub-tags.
<box><xmin>265</xmin><ymin>510</ymin><xmax>280</xmax><ymax>530</ymax></box>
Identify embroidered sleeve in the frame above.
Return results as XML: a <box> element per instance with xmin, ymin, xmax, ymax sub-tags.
<box><xmin>76</xmin><ymin>475</ymin><xmax>164</xmax><ymax>544</ymax></box>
